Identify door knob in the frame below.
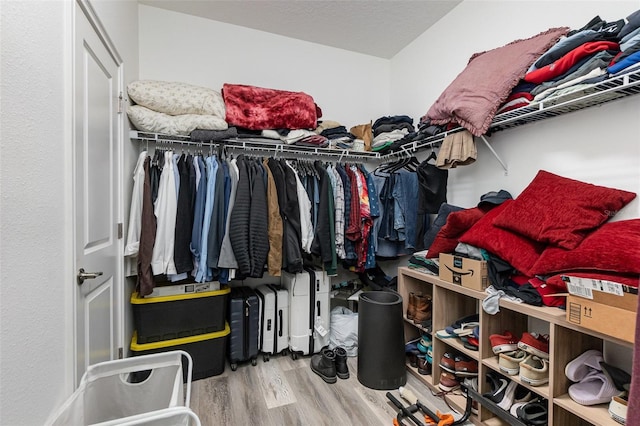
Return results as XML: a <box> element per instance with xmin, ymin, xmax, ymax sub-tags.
<box><xmin>77</xmin><ymin>268</ymin><xmax>103</xmax><ymax>285</ymax></box>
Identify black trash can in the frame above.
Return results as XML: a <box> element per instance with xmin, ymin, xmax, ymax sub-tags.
<box><xmin>357</xmin><ymin>291</ymin><xmax>406</xmax><ymax>390</ymax></box>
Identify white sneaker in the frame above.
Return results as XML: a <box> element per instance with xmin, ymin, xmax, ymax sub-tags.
<box><xmin>519</xmin><ymin>354</ymin><xmax>549</xmax><ymax>386</ymax></box>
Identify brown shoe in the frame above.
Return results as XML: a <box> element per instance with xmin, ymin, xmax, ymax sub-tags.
<box><xmin>413</xmin><ymin>294</ymin><xmax>432</xmax><ymax>325</ymax></box>
<box><xmin>407</xmin><ymin>292</ymin><xmax>417</xmax><ymax>320</ymax></box>
<box><xmin>417</xmin><ymin>354</ymin><xmax>431</xmax><ymax>375</ymax></box>
<box><xmin>439</xmin><ymin>371</ymin><xmax>460</xmax><ymax>391</ymax></box>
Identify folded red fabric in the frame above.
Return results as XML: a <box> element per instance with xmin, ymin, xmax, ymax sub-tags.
<box><xmin>222</xmin><ymin>83</ymin><xmax>321</xmax><ymax>130</ymax></box>
<box><xmin>524</xmin><ymin>41</ymin><xmax>619</xmax><ymax>84</ymax></box>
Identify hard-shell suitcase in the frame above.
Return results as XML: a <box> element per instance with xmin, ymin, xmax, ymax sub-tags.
<box><xmin>255</xmin><ymin>284</ymin><xmax>289</xmax><ymax>362</ymax></box>
<box><xmin>228</xmin><ymin>286</ymin><xmax>259</xmax><ymax>370</ymax></box>
<box><xmin>281</xmin><ymin>268</ymin><xmax>330</xmax><ymax>359</ymax></box>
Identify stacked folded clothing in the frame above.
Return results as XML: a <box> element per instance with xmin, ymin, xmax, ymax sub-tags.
<box><xmin>496</xmin><ymin>12</ymin><xmax>640</xmax><ymax>112</ymax></box>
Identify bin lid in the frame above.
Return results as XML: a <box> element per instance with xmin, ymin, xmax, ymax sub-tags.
<box><xmin>131</xmin><ymin>285</ymin><xmax>230</xmax><ymax>304</ymax></box>
<box><xmin>130</xmin><ymin>323</ymin><xmax>230</xmax><ymax>351</ymax></box>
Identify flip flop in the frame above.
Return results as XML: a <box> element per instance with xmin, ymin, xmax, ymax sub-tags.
<box><xmin>516</xmin><ymin>400</ymin><xmax>548</xmax><ymax>425</ymax></box>
<box><xmin>436</xmin><ymin>329</ymin><xmax>458</xmax><ymax>339</ymax></box>
<box><xmin>453</xmin><ymin>322</ymin><xmax>480</xmax><ymax>336</ymax></box>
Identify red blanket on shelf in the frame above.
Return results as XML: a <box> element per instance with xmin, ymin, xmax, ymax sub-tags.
<box><xmin>222</xmin><ymin>83</ymin><xmax>321</xmax><ymax>130</ymax></box>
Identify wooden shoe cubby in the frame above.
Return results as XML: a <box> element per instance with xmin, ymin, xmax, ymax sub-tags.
<box><xmin>397</xmin><ymin>266</ymin><xmax>633</xmax><ymax>426</ymax></box>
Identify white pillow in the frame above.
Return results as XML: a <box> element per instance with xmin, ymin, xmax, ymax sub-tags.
<box><xmin>127</xmin><ymin>105</ymin><xmax>228</xmax><ymax>136</ymax></box>
<box><xmin>127</xmin><ymin>80</ymin><xmax>225</xmax><ymax>117</ymax></box>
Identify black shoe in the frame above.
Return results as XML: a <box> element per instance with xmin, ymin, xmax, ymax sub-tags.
<box><xmin>334</xmin><ymin>347</ymin><xmax>350</xmax><ymax>379</ymax></box>
<box><xmin>600</xmin><ymin>361</ymin><xmax>631</xmax><ymax>391</ymax></box>
<box><xmin>311</xmin><ymin>348</ymin><xmax>337</xmax><ymax>383</ymax></box>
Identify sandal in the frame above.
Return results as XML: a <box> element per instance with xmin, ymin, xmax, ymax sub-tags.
<box><xmin>516</xmin><ymin>399</ymin><xmax>548</xmax><ymax>425</ymax></box>
<box><xmin>453</xmin><ymin>321</ymin><xmax>480</xmax><ymax>336</ymax></box>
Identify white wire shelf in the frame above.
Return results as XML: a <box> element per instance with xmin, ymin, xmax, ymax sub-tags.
<box><xmin>130</xmin><ymin>67</ymin><xmax>640</xmax><ymax>167</ymax></box>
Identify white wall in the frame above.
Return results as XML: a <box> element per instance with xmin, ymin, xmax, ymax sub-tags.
<box><xmin>138</xmin><ymin>5</ymin><xmax>391</xmax><ymax>127</ymax></box>
<box><xmin>0</xmin><ymin>0</ymin><xmax>138</xmax><ymax>424</ymax></box>
<box><xmin>392</xmin><ymin>1</ymin><xmax>640</xmax><ymax>218</ymax></box>
<box><xmin>1</xmin><ymin>1</ymin><xmax>71</xmax><ymax>424</ymax></box>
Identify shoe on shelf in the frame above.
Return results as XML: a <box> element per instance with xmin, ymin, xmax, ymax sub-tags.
<box><xmin>417</xmin><ymin>334</ymin><xmax>432</xmax><ymax>354</ymax></box>
<box><xmin>462</xmin><ymin>336</ymin><xmax>479</xmax><ymax>351</ymax></box>
<box><xmin>490</xmin><ymin>330</ymin><xmax>519</xmax><ymax>354</ymax></box>
<box><xmin>439</xmin><ymin>352</ymin><xmax>457</xmax><ymax>374</ymax></box>
<box><xmin>454</xmin><ymin>356</ymin><xmax>478</xmax><ymax>377</ymax></box>
<box><xmin>417</xmin><ymin>354</ymin><xmax>431</xmax><ymax>376</ymax></box>
<box><xmin>310</xmin><ymin>348</ymin><xmax>337</xmax><ymax>384</ymax></box>
<box><xmin>564</xmin><ymin>349</ymin><xmax>603</xmax><ymax>382</ymax></box>
<box><xmin>435</xmin><ymin>329</ymin><xmax>458</xmax><ymax>339</ymax></box>
<box><xmin>407</xmin><ymin>292</ymin><xmax>417</xmax><ymax>320</ymax></box>
<box><xmin>334</xmin><ymin>346</ymin><xmax>349</xmax><ymax>379</ymax></box>
<box><xmin>609</xmin><ymin>392</ymin><xmax>628</xmax><ymax>424</ymax></box>
<box><xmin>462</xmin><ymin>376</ymin><xmax>478</xmax><ymax>392</ymax></box>
<box><xmin>513</xmin><ymin>385</ymin><xmax>534</xmax><ymax>405</ymax></box>
<box><xmin>496</xmin><ymin>379</ymin><xmax>519</xmax><ymax>411</ymax></box>
<box><xmin>499</xmin><ymin>349</ymin><xmax>527</xmax><ymax>376</ymax></box>
<box><xmin>516</xmin><ymin>399</ymin><xmax>548</xmax><ymax>426</ymax></box>
<box><xmin>600</xmin><ymin>361</ymin><xmax>631</xmax><ymax>392</ymax></box>
<box><xmin>510</xmin><ymin>401</ymin><xmax>528</xmax><ymax>417</ymax></box>
<box><xmin>406</xmin><ymin>350</ymin><xmax>420</xmax><ymax>368</ymax></box>
<box><xmin>413</xmin><ymin>293</ymin><xmax>432</xmax><ymax>325</ymax></box>
<box><xmin>439</xmin><ymin>371</ymin><xmax>460</xmax><ymax>392</ymax></box>
<box><xmin>569</xmin><ymin>369</ymin><xmax>620</xmax><ymax>406</ymax></box>
<box><xmin>483</xmin><ymin>373</ymin><xmax>509</xmax><ymax>404</ymax></box>
<box><xmin>518</xmin><ymin>332</ymin><xmax>550</xmax><ymax>359</ymax></box>
<box><xmin>453</xmin><ymin>321</ymin><xmax>480</xmax><ymax>337</ymax></box>
<box><xmin>519</xmin><ymin>354</ymin><xmax>549</xmax><ymax>386</ymax></box>
<box><xmin>444</xmin><ymin>313</ymin><xmax>480</xmax><ymax>336</ymax></box>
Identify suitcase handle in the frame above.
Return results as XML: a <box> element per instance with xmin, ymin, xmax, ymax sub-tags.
<box><xmin>278</xmin><ymin>310</ymin><xmax>283</xmax><ymax>337</ymax></box>
<box><xmin>316</xmin><ymin>300</ymin><xmax>321</xmax><ymax>317</ymax></box>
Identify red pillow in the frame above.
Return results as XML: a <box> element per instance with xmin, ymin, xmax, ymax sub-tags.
<box><xmin>459</xmin><ymin>200</ymin><xmax>546</xmax><ymax>276</ymax></box>
<box><xmin>427</xmin><ymin>207</ymin><xmax>485</xmax><ymax>258</ymax></box>
<box><xmin>493</xmin><ymin>170</ymin><xmax>636</xmax><ymax>250</ymax></box>
<box><xmin>531</xmin><ymin>219</ymin><xmax>640</xmax><ymax>275</ymax></box>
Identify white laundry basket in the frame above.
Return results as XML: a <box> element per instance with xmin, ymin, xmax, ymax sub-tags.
<box><xmin>98</xmin><ymin>407</ymin><xmax>201</xmax><ymax>426</ymax></box>
<box><xmin>46</xmin><ymin>350</ymin><xmax>194</xmax><ymax>426</ymax></box>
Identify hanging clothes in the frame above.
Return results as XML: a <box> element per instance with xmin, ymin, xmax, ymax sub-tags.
<box><xmin>218</xmin><ymin>158</ymin><xmax>239</xmax><ymax>281</ymax></box>
<box><xmin>195</xmin><ymin>155</ymin><xmax>218</xmax><ymax>282</ymax></box>
<box><xmin>151</xmin><ymin>151</ymin><xmax>178</xmax><ymax>276</ymax></box>
<box><xmin>190</xmin><ymin>155</ymin><xmax>207</xmax><ymax>275</ymax></box>
<box><xmin>125</xmin><ymin>151</ymin><xmax>148</xmax><ymax>258</ymax></box>
<box><xmin>174</xmin><ymin>154</ymin><xmax>195</xmax><ymax>274</ymax></box>
<box><xmin>137</xmin><ymin>156</ymin><xmax>156</xmax><ymax>297</ymax></box>
<box><xmin>263</xmin><ymin>158</ymin><xmax>284</xmax><ymax>277</ymax></box>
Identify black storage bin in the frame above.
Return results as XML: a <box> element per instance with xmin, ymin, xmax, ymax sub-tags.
<box><xmin>357</xmin><ymin>291</ymin><xmax>406</xmax><ymax>390</ymax></box>
<box><xmin>131</xmin><ymin>286</ymin><xmax>230</xmax><ymax>344</ymax></box>
<box><xmin>130</xmin><ymin>323</ymin><xmax>230</xmax><ymax>381</ymax></box>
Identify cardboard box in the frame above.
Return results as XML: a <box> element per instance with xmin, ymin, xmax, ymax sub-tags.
<box><xmin>562</xmin><ymin>275</ymin><xmax>638</xmax><ymax>311</ymax></box>
<box><xmin>566</xmin><ymin>295</ymin><xmax>635</xmax><ymax>343</ymax></box>
<box><xmin>439</xmin><ymin>253</ymin><xmax>489</xmax><ymax>291</ymax></box>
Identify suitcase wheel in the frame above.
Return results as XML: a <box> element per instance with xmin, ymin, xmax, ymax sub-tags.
<box><xmin>251</xmin><ymin>358</ymin><xmax>258</xmax><ymax>367</ymax></box>
<box><xmin>291</xmin><ymin>352</ymin><xmax>299</xmax><ymax>360</ymax></box>
<box><xmin>263</xmin><ymin>354</ymin><xmax>270</xmax><ymax>362</ymax></box>
<box><xmin>230</xmin><ymin>362</ymin><xmax>238</xmax><ymax>371</ymax></box>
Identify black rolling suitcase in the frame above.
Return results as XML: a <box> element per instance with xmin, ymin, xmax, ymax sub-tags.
<box><xmin>228</xmin><ymin>286</ymin><xmax>259</xmax><ymax>371</ymax></box>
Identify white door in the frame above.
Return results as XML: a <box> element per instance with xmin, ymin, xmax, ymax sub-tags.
<box><xmin>74</xmin><ymin>1</ymin><xmax>122</xmax><ymax>385</ymax></box>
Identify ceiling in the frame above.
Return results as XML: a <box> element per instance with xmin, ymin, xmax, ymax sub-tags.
<box><xmin>138</xmin><ymin>0</ymin><xmax>462</xmax><ymax>59</ymax></box>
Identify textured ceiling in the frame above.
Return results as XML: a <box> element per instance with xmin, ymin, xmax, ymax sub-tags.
<box><xmin>138</xmin><ymin>0</ymin><xmax>462</xmax><ymax>58</ymax></box>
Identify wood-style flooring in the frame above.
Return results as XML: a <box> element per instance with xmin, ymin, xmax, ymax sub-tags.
<box><xmin>190</xmin><ymin>354</ymin><xmax>473</xmax><ymax>426</ymax></box>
